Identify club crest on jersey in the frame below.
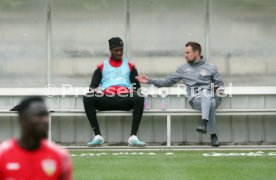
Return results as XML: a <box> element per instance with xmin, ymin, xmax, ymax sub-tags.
<box><xmin>200</xmin><ymin>69</ymin><xmax>208</xmax><ymax>77</ymax></box>
<box><xmin>41</xmin><ymin>159</ymin><xmax>57</xmax><ymax>176</ymax></box>
<box><xmin>6</xmin><ymin>162</ymin><xmax>20</xmax><ymax>170</ymax></box>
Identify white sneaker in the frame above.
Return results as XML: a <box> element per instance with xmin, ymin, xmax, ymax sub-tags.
<box><xmin>128</xmin><ymin>135</ymin><xmax>146</xmax><ymax>146</ymax></box>
<box><xmin>87</xmin><ymin>135</ymin><xmax>105</xmax><ymax>146</ymax></box>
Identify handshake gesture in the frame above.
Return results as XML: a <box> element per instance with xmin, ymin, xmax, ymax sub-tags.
<box><xmin>135</xmin><ymin>75</ymin><xmax>149</xmax><ymax>84</ymax></box>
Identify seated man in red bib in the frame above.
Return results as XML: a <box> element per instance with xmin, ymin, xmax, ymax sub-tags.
<box><xmin>83</xmin><ymin>37</ymin><xmax>145</xmax><ymax>146</ymax></box>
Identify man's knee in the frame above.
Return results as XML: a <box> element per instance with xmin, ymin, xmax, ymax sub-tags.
<box><xmin>133</xmin><ymin>94</ymin><xmax>144</xmax><ymax>104</ymax></box>
<box><xmin>83</xmin><ymin>95</ymin><xmax>97</xmax><ymax>105</ymax></box>
<box><xmin>210</xmin><ymin>98</ymin><xmax>216</xmax><ymax>109</ymax></box>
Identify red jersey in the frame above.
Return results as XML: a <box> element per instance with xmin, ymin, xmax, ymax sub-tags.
<box><xmin>0</xmin><ymin>139</ymin><xmax>72</xmax><ymax>180</ymax></box>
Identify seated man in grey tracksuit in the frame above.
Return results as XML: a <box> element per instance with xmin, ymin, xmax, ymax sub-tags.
<box><xmin>136</xmin><ymin>41</ymin><xmax>224</xmax><ymax>147</ymax></box>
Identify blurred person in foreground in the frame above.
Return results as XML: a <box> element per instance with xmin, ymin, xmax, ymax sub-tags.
<box><xmin>0</xmin><ymin>97</ymin><xmax>72</xmax><ymax>179</ymax></box>
<box><xmin>136</xmin><ymin>42</ymin><xmax>224</xmax><ymax>147</ymax></box>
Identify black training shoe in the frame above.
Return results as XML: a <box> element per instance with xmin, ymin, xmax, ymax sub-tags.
<box><xmin>211</xmin><ymin>134</ymin><xmax>220</xmax><ymax>147</ymax></box>
<box><xmin>196</xmin><ymin>119</ymin><xmax>208</xmax><ymax>134</ymax></box>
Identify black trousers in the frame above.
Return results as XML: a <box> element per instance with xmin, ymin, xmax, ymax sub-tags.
<box><xmin>83</xmin><ymin>92</ymin><xmax>144</xmax><ymax>136</ymax></box>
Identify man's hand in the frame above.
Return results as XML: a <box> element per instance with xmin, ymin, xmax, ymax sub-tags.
<box><xmin>214</xmin><ymin>85</ymin><xmax>224</xmax><ymax>95</ymax></box>
<box><xmin>135</xmin><ymin>75</ymin><xmax>149</xmax><ymax>84</ymax></box>
<box><xmin>88</xmin><ymin>88</ymin><xmax>102</xmax><ymax>95</ymax></box>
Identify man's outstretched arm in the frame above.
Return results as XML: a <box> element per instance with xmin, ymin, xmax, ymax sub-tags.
<box><xmin>136</xmin><ymin>66</ymin><xmax>183</xmax><ymax>87</ymax></box>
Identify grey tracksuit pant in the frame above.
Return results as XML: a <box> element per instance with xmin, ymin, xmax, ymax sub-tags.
<box><xmin>189</xmin><ymin>89</ymin><xmax>221</xmax><ymax>134</ymax></box>
<box><xmin>148</xmin><ymin>59</ymin><xmax>224</xmax><ymax>134</ymax></box>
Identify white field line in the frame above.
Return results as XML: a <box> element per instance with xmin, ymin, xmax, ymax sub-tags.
<box><xmin>70</xmin><ymin>151</ymin><xmax>276</xmax><ymax>157</ymax></box>
<box><xmin>203</xmin><ymin>151</ymin><xmax>276</xmax><ymax>157</ymax></box>
<box><xmin>70</xmin><ymin>152</ymin><xmax>173</xmax><ymax>157</ymax></box>
<box><xmin>65</xmin><ymin>145</ymin><xmax>276</xmax><ymax>151</ymax></box>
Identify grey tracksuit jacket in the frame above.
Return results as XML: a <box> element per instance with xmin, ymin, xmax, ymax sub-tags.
<box><xmin>148</xmin><ymin>58</ymin><xmax>224</xmax><ymax>102</ymax></box>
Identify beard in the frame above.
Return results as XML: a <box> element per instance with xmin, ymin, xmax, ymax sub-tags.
<box><xmin>187</xmin><ymin>59</ymin><xmax>196</xmax><ymax>64</ymax></box>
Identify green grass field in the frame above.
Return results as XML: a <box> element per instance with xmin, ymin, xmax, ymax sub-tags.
<box><xmin>71</xmin><ymin>150</ymin><xmax>276</xmax><ymax>180</ymax></box>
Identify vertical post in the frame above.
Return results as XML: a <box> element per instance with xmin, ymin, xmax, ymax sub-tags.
<box><xmin>167</xmin><ymin>115</ymin><xmax>171</xmax><ymax>147</ymax></box>
<box><xmin>125</xmin><ymin>0</ymin><xmax>131</xmax><ymax>58</ymax></box>
<box><xmin>204</xmin><ymin>0</ymin><xmax>210</xmax><ymax>61</ymax></box>
<box><xmin>46</xmin><ymin>0</ymin><xmax>52</xmax><ymax>144</ymax></box>
<box><xmin>48</xmin><ymin>114</ymin><xmax>52</xmax><ymax>142</ymax></box>
<box><xmin>47</xmin><ymin>0</ymin><xmax>52</xmax><ymax>85</ymax></box>
<box><xmin>261</xmin><ymin>115</ymin><xmax>265</xmax><ymax>143</ymax></box>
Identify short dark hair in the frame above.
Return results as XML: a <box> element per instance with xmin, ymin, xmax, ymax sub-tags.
<box><xmin>10</xmin><ymin>96</ymin><xmax>45</xmax><ymax>117</ymax></box>
<box><xmin>109</xmin><ymin>37</ymin><xmax>124</xmax><ymax>49</ymax></box>
<box><xmin>185</xmin><ymin>41</ymin><xmax>201</xmax><ymax>55</ymax></box>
